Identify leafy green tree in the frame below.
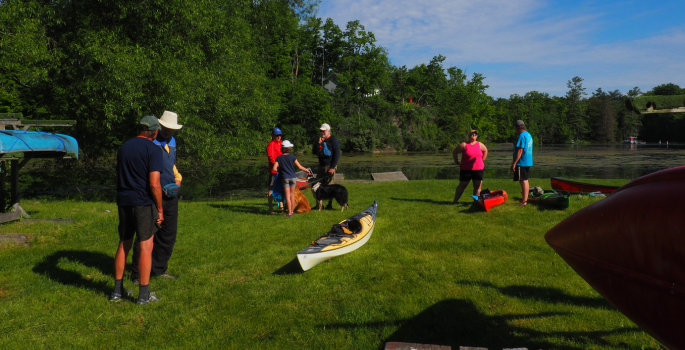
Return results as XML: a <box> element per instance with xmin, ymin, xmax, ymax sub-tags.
<box><xmin>0</xmin><ymin>0</ymin><xmax>54</xmax><ymax>114</ymax></box>
<box><xmin>645</xmin><ymin>83</ymin><xmax>683</xmax><ymax>96</ymax></box>
<box><xmin>2</xmin><ymin>0</ymin><xmax>282</xmax><ymax>162</ymax></box>
<box><xmin>565</xmin><ymin>76</ymin><xmax>588</xmax><ymax>141</ymax></box>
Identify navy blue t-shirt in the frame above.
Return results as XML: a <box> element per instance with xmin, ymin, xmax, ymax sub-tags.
<box><xmin>116</xmin><ymin>137</ymin><xmax>164</xmax><ymax>206</ymax></box>
<box><xmin>275</xmin><ymin>154</ymin><xmax>298</xmax><ymax>179</ymax></box>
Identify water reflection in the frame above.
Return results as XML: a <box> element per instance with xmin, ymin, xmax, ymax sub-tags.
<box><xmin>189</xmin><ymin>143</ymin><xmax>685</xmax><ymax>197</ymax></box>
<box><xmin>23</xmin><ymin>143</ymin><xmax>685</xmax><ymax>200</ymax></box>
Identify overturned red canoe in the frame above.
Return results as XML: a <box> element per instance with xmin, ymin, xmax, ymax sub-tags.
<box><xmin>545</xmin><ymin>166</ymin><xmax>685</xmax><ymax>349</ymax></box>
<box><xmin>476</xmin><ymin>189</ymin><xmax>508</xmax><ymax>211</ymax></box>
<box><xmin>550</xmin><ymin>177</ymin><xmax>618</xmax><ymax>194</ymax></box>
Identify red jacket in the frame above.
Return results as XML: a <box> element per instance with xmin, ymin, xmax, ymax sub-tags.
<box><xmin>266</xmin><ymin>139</ymin><xmax>282</xmax><ymax>174</ymax></box>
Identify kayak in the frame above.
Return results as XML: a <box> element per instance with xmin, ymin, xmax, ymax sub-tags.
<box><xmin>528</xmin><ymin>189</ymin><xmax>570</xmax><ymax>209</ymax></box>
<box><xmin>545</xmin><ymin>166</ymin><xmax>685</xmax><ymax>349</ymax></box>
<box><xmin>550</xmin><ymin>177</ymin><xmax>618</xmax><ymax>194</ymax></box>
<box><xmin>475</xmin><ymin>189</ymin><xmax>507</xmax><ymax>211</ymax></box>
<box><xmin>0</xmin><ymin>130</ymin><xmax>78</xmax><ymax>159</ymax></box>
<box><xmin>297</xmin><ymin>201</ymin><xmax>377</xmax><ymax>271</ymax></box>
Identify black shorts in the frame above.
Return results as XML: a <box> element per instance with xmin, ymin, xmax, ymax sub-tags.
<box><xmin>459</xmin><ymin>169</ymin><xmax>484</xmax><ymax>182</ymax></box>
<box><xmin>117</xmin><ymin>205</ymin><xmax>158</xmax><ymax>242</ymax></box>
<box><xmin>267</xmin><ymin>173</ymin><xmax>277</xmax><ymax>190</ymax></box>
<box><xmin>514</xmin><ymin>166</ymin><xmax>531</xmax><ymax>181</ymax></box>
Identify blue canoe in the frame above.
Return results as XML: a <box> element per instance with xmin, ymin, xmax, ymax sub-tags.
<box><xmin>0</xmin><ymin>130</ymin><xmax>78</xmax><ymax>159</ymax></box>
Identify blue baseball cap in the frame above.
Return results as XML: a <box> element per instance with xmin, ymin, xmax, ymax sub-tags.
<box><xmin>273</xmin><ymin>127</ymin><xmax>283</xmax><ymax>136</ymax></box>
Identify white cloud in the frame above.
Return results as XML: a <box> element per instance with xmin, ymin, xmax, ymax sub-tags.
<box><xmin>318</xmin><ymin>0</ymin><xmax>685</xmax><ymax>97</ymax></box>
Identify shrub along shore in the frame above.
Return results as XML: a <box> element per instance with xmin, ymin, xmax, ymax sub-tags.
<box><xmin>0</xmin><ymin>179</ymin><xmax>660</xmax><ymax>349</ymax></box>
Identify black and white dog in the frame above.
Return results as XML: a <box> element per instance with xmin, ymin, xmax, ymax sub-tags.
<box><xmin>311</xmin><ymin>181</ymin><xmax>349</xmax><ymax>212</ymax></box>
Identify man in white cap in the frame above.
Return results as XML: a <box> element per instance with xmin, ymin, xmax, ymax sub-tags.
<box><xmin>313</xmin><ymin>123</ymin><xmax>340</xmax><ymax>202</ymax></box>
<box><xmin>132</xmin><ymin>111</ymin><xmax>183</xmax><ymax>282</ymax></box>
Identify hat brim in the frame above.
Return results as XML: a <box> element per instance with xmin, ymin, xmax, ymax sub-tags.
<box><xmin>158</xmin><ymin>119</ymin><xmax>183</xmax><ymax>130</ymax></box>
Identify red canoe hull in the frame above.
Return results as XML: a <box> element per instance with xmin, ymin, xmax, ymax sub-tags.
<box><xmin>296</xmin><ymin>179</ymin><xmax>309</xmax><ymax>189</ymax></box>
<box><xmin>477</xmin><ymin>190</ymin><xmax>508</xmax><ymax>211</ymax></box>
<box><xmin>550</xmin><ymin>177</ymin><xmax>618</xmax><ymax>194</ymax></box>
<box><xmin>545</xmin><ymin>166</ymin><xmax>685</xmax><ymax>349</ymax></box>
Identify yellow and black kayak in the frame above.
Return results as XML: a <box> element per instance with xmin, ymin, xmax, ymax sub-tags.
<box><xmin>297</xmin><ymin>201</ymin><xmax>377</xmax><ymax>271</ymax></box>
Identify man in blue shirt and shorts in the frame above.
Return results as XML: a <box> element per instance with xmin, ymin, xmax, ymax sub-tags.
<box><xmin>111</xmin><ymin>115</ymin><xmax>165</xmax><ymax>304</ymax></box>
<box><xmin>511</xmin><ymin>120</ymin><xmax>533</xmax><ymax>206</ymax></box>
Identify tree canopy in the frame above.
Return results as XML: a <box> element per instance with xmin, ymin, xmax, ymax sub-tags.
<box><xmin>1</xmin><ymin>0</ymin><xmax>682</xmax><ymax>161</ymax></box>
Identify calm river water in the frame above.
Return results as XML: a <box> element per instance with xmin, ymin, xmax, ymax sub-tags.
<box><xmin>22</xmin><ymin>143</ymin><xmax>685</xmax><ymax>199</ymax></box>
<box><xmin>234</xmin><ymin>143</ymin><xmax>685</xmax><ymax>182</ymax></box>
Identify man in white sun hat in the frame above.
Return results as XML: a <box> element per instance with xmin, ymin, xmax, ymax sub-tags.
<box><xmin>312</xmin><ymin>123</ymin><xmax>340</xmax><ymax>207</ymax></box>
<box><xmin>132</xmin><ymin>111</ymin><xmax>183</xmax><ymax>283</ymax></box>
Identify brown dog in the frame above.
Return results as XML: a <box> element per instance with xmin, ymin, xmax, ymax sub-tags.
<box><xmin>293</xmin><ymin>187</ymin><xmax>311</xmax><ymax>213</ymax></box>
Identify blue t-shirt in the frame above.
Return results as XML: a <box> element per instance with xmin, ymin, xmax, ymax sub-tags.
<box><xmin>153</xmin><ymin>134</ymin><xmax>177</xmax><ymax>186</ymax></box>
<box><xmin>514</xmin><ymin>131</ymin><xmax>533</xmax><ymax>167</ymax></box>
<box><xmin>275</xmin><ymin>154</ymin><xmax>298</xmax><ymax>179</ymax></box>
<box><xmin>116</xmin><ymin>137</ymin><xmax>164</xmax><ymax>206</ymax></box>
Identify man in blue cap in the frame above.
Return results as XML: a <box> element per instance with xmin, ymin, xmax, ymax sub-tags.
<box><xmin>266</xmin><ymin>127</ymin><xmax>283</xmax><ymax>213</ymax></box>
<box><xmin>111</xmin><ymin>115</ymin><xmax>164</xmax><ymax>304</ymax></box>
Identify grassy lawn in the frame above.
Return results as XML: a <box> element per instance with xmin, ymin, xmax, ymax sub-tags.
<box><xmin>0</xmin><ymin>179</ymin><xmax>661</xmax><ymax>349</ymax></box>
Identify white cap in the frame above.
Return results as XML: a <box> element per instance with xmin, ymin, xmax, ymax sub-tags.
<box><xmin>282</xmin><ymin>140</ymin><xmax>294</xmax><ymax>148</ymax></box>
<box><xmin>320</xmin><ymin>123</ymin><xmax>331</xmax><ymax>131</ymax></box>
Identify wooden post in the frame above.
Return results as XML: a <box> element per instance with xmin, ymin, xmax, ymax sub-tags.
<box><xmin>0</xmin><ymin>162</ymin><xmax>6</xmax><ymax>212</ymax></box>
<box><xmin>10</xmin><ymin>160</ymin><xmax>19</xmax><ymax>205</ymax></box>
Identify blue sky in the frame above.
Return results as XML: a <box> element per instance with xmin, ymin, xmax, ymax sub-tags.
<box><xmin>317</xmin><ymin>0</ymin><xmax>685</xmax><ymax>98</ymax></box>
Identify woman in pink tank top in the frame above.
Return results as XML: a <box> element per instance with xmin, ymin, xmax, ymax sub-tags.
<box><xmin>452</xmin><ymin>130</ymin><xmax>488</xmax><ymax>203</ymax></box>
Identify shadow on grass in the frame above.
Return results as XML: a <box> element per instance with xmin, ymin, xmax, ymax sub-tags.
<box><xmin>207</xmin><ymin>203</ymin><xmax>272</xmax><ymax>216</ymax></box>
<box><xmin>456</xmin><ymin>280</ymin><xmax>613</xmax><ymax>309</ymax></box>
<box><xmin>459</xmin><ymin>202</ymin><xmax>483</xmax><ymax>214</ymax></box>
<box><xmin>320</xmin><ymin>299</ymin><xmax>637</xmax><ymax>350</ymax></box>
<box><xmin>272</xmin><ymin>258</ymin><xmax>304</xmax><ymax>275</ymax></box>
<box><xmin>531</xmin><ymin>204</ymin><xmax>568</xmax><ymax>212</ymax></box>
<box><xmin>33</xmin><ymin>250</ymin><xmax>114</xmax><ymax>296</ymax></box>
<box><xmin>390</xmin><ymin>198</ymin><xmax>454</xmax><ymax>205</ymax></box>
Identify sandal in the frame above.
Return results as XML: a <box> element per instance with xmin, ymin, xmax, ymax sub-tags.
<box><xmin>517</xmin><ymin>201</ymin><xmax>528</xmax><ymax>206</ymax></box>
<box><xmin>284</xmin><ymin>213</ymin><xmax>294</xmax><ymax>217</ymax></box>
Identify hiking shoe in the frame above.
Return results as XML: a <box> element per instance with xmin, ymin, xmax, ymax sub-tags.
<box><xmin>137</xmin><ymin>292</ymin><xmax>161</xmax><ymax>305</ymax></box>
<box><xmin>109</xmin><ymin>289</ymin><xmax>132</xmax><ymax>302</ymax></box>
<box><xmin>158</xmin><ymin>273</ymin><xmax>177</xmax><ymax>279</ymax></box>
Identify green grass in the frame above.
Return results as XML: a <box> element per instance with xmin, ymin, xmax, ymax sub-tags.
<box><xmin>0</xmin><ymin>179</ymin><xmax>662</xmax><ymax>349</ymax></box>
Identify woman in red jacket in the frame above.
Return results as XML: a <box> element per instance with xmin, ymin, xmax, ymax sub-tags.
<box><xmin>266</xmin><ymin>127</ymin><xmax>283</xmax><ymax>213</ymax></box>
<box><xmin>452</xmin><ymin>130</ymin><xmax>488</xmax><ymax>204</ymax></box>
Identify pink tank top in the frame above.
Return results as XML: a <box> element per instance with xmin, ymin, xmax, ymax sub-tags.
<box><xmin>460</xmin><ymin>142</ymin><xmax>484</xmax><ymax>170</ymax></box>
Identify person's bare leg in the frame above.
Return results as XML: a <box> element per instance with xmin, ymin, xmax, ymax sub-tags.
<box><xmin>520</xmin><ymin>180</ymin><xmax>529</xmax><ymax>205</ymax></box>
<box><xmin>289</xmin><ymin>187</ymin><xmax>296</xmax><ymax>215</ymax></box>
<box><xmin>452</xmin><ymin>181</ymin><xmax>470</xmax><ymax>203</ymax></box>
<box><xmin>268</xmin><ymin>190</ymin><xmax>273</xmax><ymax>212</ymax></box>
<box><xmin>138</xmin><ymin>236</ymin><xmax>154</xmax><ymax>286</ymax></box>
<box><xmin>472</xmin><ymin>180</ymin><xmax>483</xmax><ymax>196</ymax></box>
<box><xmin>284</xmin><ymin>186</ymin><xmax>293</xmax><ymax>215</ymax></box>
<box><xmin>115</xmin><ymin>239</ymin><xmax>133</xmax><ymax>280</ymax></box>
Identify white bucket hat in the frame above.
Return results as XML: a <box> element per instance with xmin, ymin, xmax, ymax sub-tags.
<box><xmin>158</xmin><ymin>111</ymin><xmax>183</xmax><ymax>130</ymax></box>
<box><xmin>282</xmin><ymin>140</ymin><xmax>294</xmax><ymax>148</ymax></box>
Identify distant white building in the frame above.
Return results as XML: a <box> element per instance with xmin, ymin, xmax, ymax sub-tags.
<box><xmin>323</xmin><ymin>73</ymin><xmax>339</xmax><ymax>94</ymax></box>
<box><xmin>322</xmin><ymin>73</ymin><xmax>379</xmax><ymax>97</ymax></box>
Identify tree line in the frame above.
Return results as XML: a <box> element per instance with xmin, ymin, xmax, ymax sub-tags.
<box><xmin>2</xmin><ymin>0</ymin><xmax>684</xmax><ymax>163</ymax></box>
